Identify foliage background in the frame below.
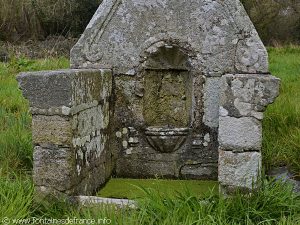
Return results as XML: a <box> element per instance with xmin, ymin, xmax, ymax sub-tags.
<box><xmin>0</xmin><ymin>0</ymin><xmax>299</xmax><ymax>44</ymax></box>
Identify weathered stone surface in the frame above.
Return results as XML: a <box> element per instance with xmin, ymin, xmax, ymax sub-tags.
<box><xmin>18</xmin><ymin>69</ymin><xmax>113</xmax><ymax>197</ymax></box>
<box><xmin>220</xmin><ymin>74</ymin><xmax>280</xmax><ymax>119</ymax></box>
<box><xmin>71</xmin><ymin>196</ymin><xmax>136</xmax><ymax>208</ymax></box>
<box><xmin>219</xmin><ymin>116</ymin><xmax>262</xmax><ymax>151</ymax></box>
<box><xmin>268</xmin><ymin>167</ymin><xmax>300</xmax><ymax>193</ymax></box>
<box><xmin>71</xmin><ymin>0</ymin><xmax>268</xmax><ymax>75</ymax></box>
<box><xmin>116</xmin><ymin>157</ymin><xmax>179</xmax><ymax>178</ymax></box>
<box><xmin>32</xmin><ymin>115</ymin><xmax>72</xmax><ymax>146</ymax></box>
<box><xmin>180</xmin><ymin>163</ymin><xmax>218</xmax><ymax>180</ymax></box>
<box><xmin>145</xmin><ymin>127</ymin><xmax>189</xmax><ymax>153</ymax></box>
<box><xmin>17</xmin><ymin>70</ymin><xmax>74</xmax><ymax>108</ymax></box>
<box><xmin>203</xmin><ymin>77</ymin><xmax>221</xmax><ymax>128</ymax></box>
<box><xmin>33</xmin><ymin>145</ymin><xmax>75</xmax><ymax>193</ymax></box>
<box><xmin>17</xmin><ymin>69</ymin><xmax>110</xmax><ymax>109</ymax></box>
<box><xmin>143</xmin><ymin>70</ymin><xmax>192</xmax><ymax>127</ymax></box>
<box><xmin>218</xmin><ymin>150</ymin><xmax>261</xmax><ymax>191</ymax></box>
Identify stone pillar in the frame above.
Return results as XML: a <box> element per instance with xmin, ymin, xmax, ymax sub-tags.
<box><xmin>218</xmin><ymin>74</ymin><xmax>280</xmax><ymax>193</ymax></box>
<box><xmin>17</xmin><ymin>69</ymin><xmax>113</xmax><ymax>197</ymax></box>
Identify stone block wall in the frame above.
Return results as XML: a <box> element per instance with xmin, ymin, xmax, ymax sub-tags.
<box><xmin>17</xmin><ymin>69</ymin><xmax>113</xmax><ymax>197</ymax></box>
<box><xmin>218</xmin><ymin>74</ymin><xmax>280</xmax><ymax>193</ymax></box>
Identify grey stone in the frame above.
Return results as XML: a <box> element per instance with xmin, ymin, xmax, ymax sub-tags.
<box><xmin>17</xmin><ymin>70</ymin><xmax>74</xmax><ymax>108</ymax></box>
<box><xmin>71</xmin><ymin>0</ymin><xmax>268</xmax><ymax>75</ymax></box>
<box><xmin>203</xmin><ymin>77</ymin><xmax>221</xmax><ymax>128</ymax></box>
<box><xmin>17</xmin><ymin>69</ymin><xmax>110</xmax><ymax>109</ymax></box>
<box><xmin>268</xmin><ymin>167</ymin><xmax>300</xmax><ymax>193</ymax></box>
<box><xmin>218</xmin><ymin>150</ymin><xmax>261</xmax><ymax>191</ymax></box>
<box><xmin>180</xmin><ymin>163</ymin><xmax>218</xmax><ymax>180</ymax></box>
<box><xmin>32</xmin><ymin>115</ymin><xmax>72</xmax><ymax>146</ymax></box>
<box><xmin>220</xmin><ymin>74</ymin><xmax>280</xmax><ymax>119</ymax></box>
<box><xmin>33</xmin><ymin>145</ymin><xmax>75</xmax><ymax>193</ymax></box>
<box><xmin>18</xmin><ymin>69</ymin><xmax>113</xmax><ymax>197</ymax></box>
<box><xmin>219</xmin><ymin>116</ymin><xmax>262</xmax><ymax>151</ymax></box>
<box><xmin>72</xmin><ymin>196</ymin><xmax>136</xmax><ymax>208</ymax></box>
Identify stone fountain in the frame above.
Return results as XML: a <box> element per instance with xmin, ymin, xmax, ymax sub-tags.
<box><xmin>17</xmin><ymin>0</ymin><xmax>280</xmax><ymax>197</ymax></box>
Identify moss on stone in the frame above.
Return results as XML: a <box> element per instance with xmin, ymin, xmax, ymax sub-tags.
<box><xmin>143</xmin><ymin>70</ymin><xmax>191</xmax><ymax>127</ymax></box>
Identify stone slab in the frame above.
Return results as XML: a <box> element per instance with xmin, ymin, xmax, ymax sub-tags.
<box><xmin>203</xmin><ymin>77</ymin><xmax>221</xmax><ymax>128</ymax></box>
<box><xmin>17</xmin><ymin>69</ymin><xmax>110</xmax><ymax>109</ymax></box>
<box><xmin>180</xmin><ymin>163</ymin><xmax>218</xmax><ymax>180</ymax></box>
<box><xmin>71</xmin><ymin>196</ymin><xmax>136</xmax><ymax>208</ymax></box>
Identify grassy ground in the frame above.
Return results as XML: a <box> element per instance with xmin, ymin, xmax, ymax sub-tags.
<box><xmin>0</xmin><ymin>57</ymin><xmax>69</xmax><ymax>175</ymax></box>
<box><xmin>0</xmin><ymin>48</ymin><xmax>299</xmax><ymax>224</ymax></box>
<box><xmin>264</xmin><ymin>47</ymin><xmax>300</xmax><ymax>177</ymax></box>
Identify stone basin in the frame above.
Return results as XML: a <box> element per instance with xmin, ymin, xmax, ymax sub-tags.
<box><xmin>145</xmin><ymin>127</ymin><xmax>189</xmax><ymax>153</ymax></box>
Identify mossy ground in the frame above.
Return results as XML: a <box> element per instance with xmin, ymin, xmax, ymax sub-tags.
<box><xmin>97</xmin><ymin>179</ymin><xmax>218</xmax><ymax>199</ymax></box>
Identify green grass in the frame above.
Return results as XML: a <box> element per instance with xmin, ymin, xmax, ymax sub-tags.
<box><xmin>264</xmin><ymin>47</ymin><xmax>300</xmax><ymax>177</ymax></box>
<box><xmin>98</xmin><ymin>179</ymin><xmax>218</xmax><ymax>199</ymax></box>
<box><xmin>1</xmin><ymin>177</ymin><xmax>299</xmax><ymax>225</ymax></box>
<box><xmin>0</xmin><ymin>48</ymin><xmax>299</xmax><ymax>224</ymax></box>
<box><xmin>0</xmin><ymin>57</ymin><xmax>69</xmax><ymax>175</ymax></box>
<box><xmin>0</xmin><ymin>175</ymin><xmax>34</xmax><ymax>220</ymax></box>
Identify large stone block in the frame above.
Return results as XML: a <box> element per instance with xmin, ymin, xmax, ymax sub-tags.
<box><xmin>17</xmin><ymin>69</ymin><xmax>112</xmax><ymax>110</ymax></box>
<box><xmin>33</xmin><ymin>145</ymin><xmax>75</xmax><ymax>193</ymax></box>
<box><xmin>218</xmin><ymin>150</ymin><xmax>261</xmax><ymax>192</ymax></box>
<box><xmin>180</xmin><ymin>163</ymin><xmax>218</xmax><ymax>180</ymax></box>
<box><xmin>32</xmin><ymin>115</ymin><xmax>72</xmax><ymax>146</ymax></box>
<box><xmin>219</xmin><ymin>116</ymin><xmax>262</xmax><ymax>152</ymax></box>
<box><xmin>220</xmin><ymin>74</ymin><xmax>280</xmax><ymax>119</ymax></box>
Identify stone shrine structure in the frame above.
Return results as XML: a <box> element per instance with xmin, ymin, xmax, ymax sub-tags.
<box><xmin>17</xmin><ymin>0</ymin><xmax>280</xmax><ymax>196</ymax></box>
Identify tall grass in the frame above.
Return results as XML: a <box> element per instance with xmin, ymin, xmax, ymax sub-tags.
<box><xmin>0</xmin><ymin>175</ymin><xmax>34</xmax><ymax>220</ymax></box>
<box><xmin>131</xmin><ymin>179</ymin><xmax>300</xmax><ymax>225</ymax></box>
<box><xmin>0</xmin><ymin>0</ymin><xmax>101</xmax><ymax>41</ymax></box>
<box><xmin>1</xmin><ymin>176</ymin><xmax>298</xmax><ymax>225</ymax></box>
<box><xmin>264</xmin><ymin>47</ymin><xmax>300</xmax><ymax>176</ymax></box>
<box><xmin>0</xmin><ymin>57</ymin><xmax>69</xmax><ymax>175</ymax></box>
<box><xmin>0</xmin><ymin>0</ymin><xmax>42</xmax><ymax>41</ymax></box>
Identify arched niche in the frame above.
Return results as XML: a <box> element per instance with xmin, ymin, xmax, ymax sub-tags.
<box><xmin>141</xmin><ymin>42</ymin><xmax>194</xmax><ymax>153</ymax></box>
